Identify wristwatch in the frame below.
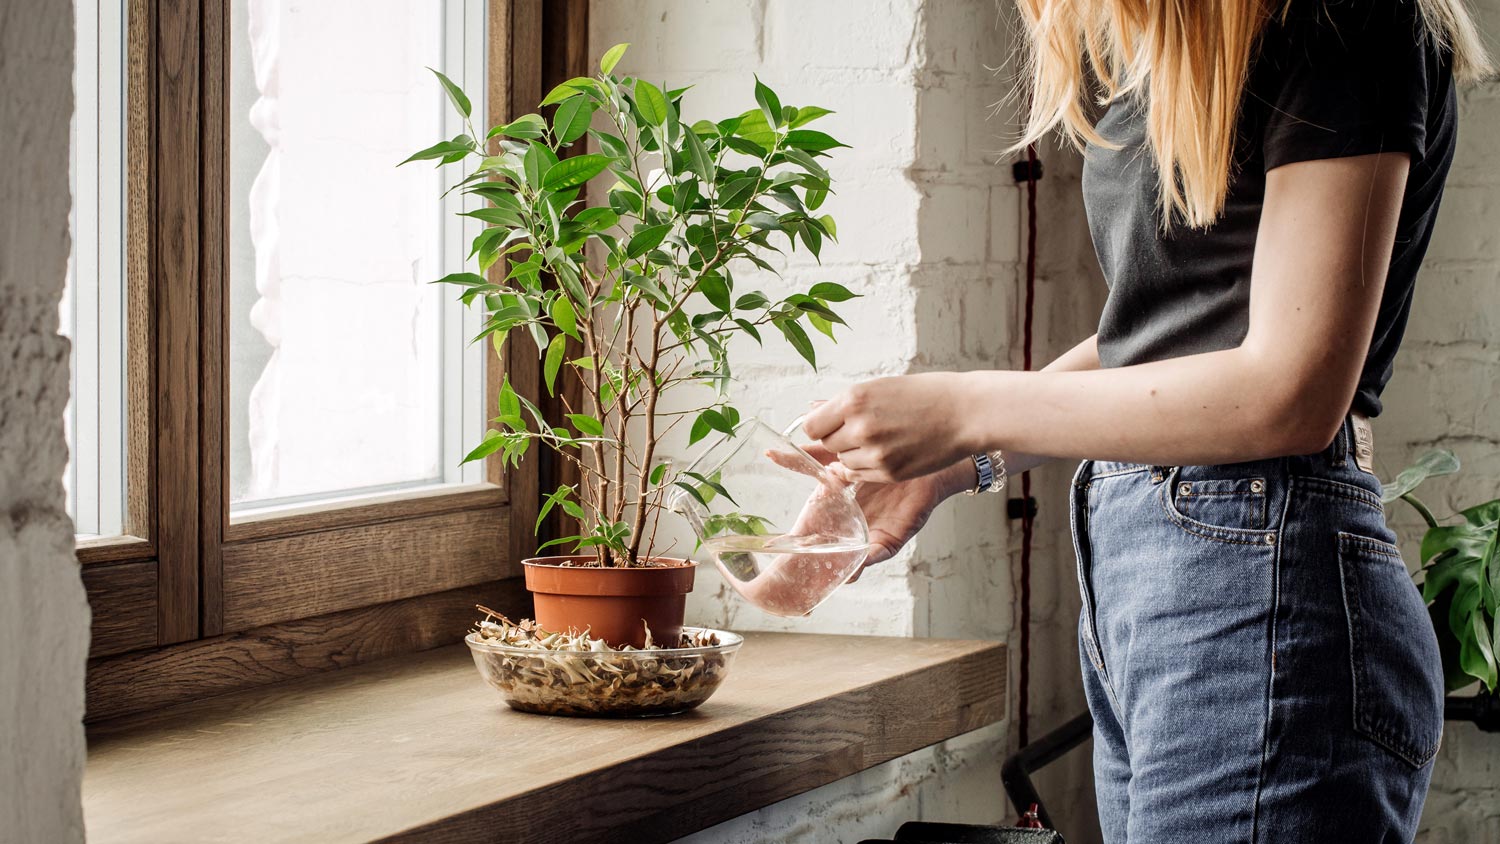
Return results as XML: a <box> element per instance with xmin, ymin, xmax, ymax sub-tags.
<box><xmin>964</xmin><ymin>449</ymin><xmax>1007</xmax><ymax>495</ymax></box>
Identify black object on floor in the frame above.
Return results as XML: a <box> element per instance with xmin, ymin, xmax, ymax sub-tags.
<box><xmin>858</xmin><ymin>711</ymin><xmax>1093</xmax><ymax>844</ymax></box>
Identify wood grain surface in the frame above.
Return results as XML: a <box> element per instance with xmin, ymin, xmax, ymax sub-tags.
<box><xmin>84</xmin><ymin>632</ymin><xmax>1005</xmax><ymax>844</ymax></box>
<box><xmin>82</xmin><ymin>561</ymin><xmax>160</xmax><ymax>658</ymax></box>
<box><xmin>86</xmin><ymin>578</ymin><xmax>531</xmax><ymax>722</ymax></box>
<box><xmin>220</xmin><ymin>507</ymin><xmax>512</xmax><ymax>631</ymax></box>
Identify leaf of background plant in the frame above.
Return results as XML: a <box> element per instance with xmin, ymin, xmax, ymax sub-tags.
<box><xmin>732</xmin><ymin>109</ymin><xmax>776</xmax><ymax>152</ymax></box>
<box><xmin>600</xmin><ymin>42</ymin><xmax>629</xmax><ymax>75</ymax></box>
<box><xmin>754</xmin><ymin>76</ymin><xmax>782</xmax><ymax>128</ymax></box>
<box><xmin>572</xmin><ymin>207</ymin><xmax>619</xmax><ymax>231</ymax></box>
<box><xmin>1382</xmin><ymin>449</ymin><xmax>1462</xmax><ymax>503</ymax></box>
<box><xmin>688</xmin><ymin>413</ymin><xmax>713</xmax><ymax>446</ymax></box>
<box><xmin>427</xmin><ymin>67</ymin><xmax>471</xmax><ymax>118</ymax></box>
<box><xmin>649</xmin><ymin>462</ymin><xmax>670</xmax><ymax>486</ymax></box>
<box><xmin>541</xmin><ymin>153</ymin><xmax>610</xmax><ymax>191</ymax></box>
<box><xmin>635</xmin><ymin>80</ymin><xmax>669</xmax><ymax>125</ymax></box>
<box><xmin>498</xmin><ymin>375</ymin><xmax>521</xmax><ymax>420</ymax></box>
<box><xmin>400</xmin><ymin>138</ymin><xmax>473</xmax><ymax>166</ymax></box>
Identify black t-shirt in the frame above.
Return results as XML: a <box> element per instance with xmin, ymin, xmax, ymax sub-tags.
<box><xmin>1082</xmin><ymin>0</ymin><xmax>1457</xmax><ymax>416</ymax></box>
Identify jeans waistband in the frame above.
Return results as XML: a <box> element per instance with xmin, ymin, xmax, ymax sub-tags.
<box><xmin>1080</xmin><ymin>413</ymin><xmax>1370</xmax><ymax>481</ymax></box>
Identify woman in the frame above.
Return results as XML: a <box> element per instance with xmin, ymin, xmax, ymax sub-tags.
<box><xmin>802</xmin><ymin>0</ymin><xmax>1492</xmax><ymax>840</ymax></box>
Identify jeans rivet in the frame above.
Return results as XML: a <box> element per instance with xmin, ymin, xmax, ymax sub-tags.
<box><xmin>1251</xmin><ymin>480</ymin><xmax>1264</xmax><ymax>493</ymax></box>
<box><xmin>1178</xmin><ymin>483</ymin><xmax>1192</xmax><ymax>496</ymax></box>
<box><xmin>1265</xmin><ymin>533</ymin><xmax>1277</xmax><ymax>545</ymax></box>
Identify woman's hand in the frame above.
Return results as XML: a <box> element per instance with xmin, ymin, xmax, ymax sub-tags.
<box><xmin>801</xmin><ymin>373</ymin><xmax>974</xmax><ymax>484</ymax></box>
<box><xmin>800</xmin><ymin>442</ymin><xmax>973</xmax><ymax>580</ymax></box>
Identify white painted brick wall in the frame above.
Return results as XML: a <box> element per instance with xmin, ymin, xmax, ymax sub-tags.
<box><xmin>0</xmin><ymin>2</ymin><xmax>92</xmax><ymax>842</ymax></box>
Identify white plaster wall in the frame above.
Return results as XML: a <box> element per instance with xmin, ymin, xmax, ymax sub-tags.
<box><xmin>0</xmin><ymin>1</ymin><xmax>92</xmax><ymax>842</ymax></box>
<box><xmin>1381</xmin><ymin>0</ymin><xmax>1500</xmax><ymax>837</ymax></box>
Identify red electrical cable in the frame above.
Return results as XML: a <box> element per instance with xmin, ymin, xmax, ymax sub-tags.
<box><xmin>1018</xmin><ymin>142</ymin><xmax>1039</xmax><ymax>748</ymax></box>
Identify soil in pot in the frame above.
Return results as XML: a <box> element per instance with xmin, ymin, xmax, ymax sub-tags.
<box><xmin>523</xmin><ymin>555</ymin><xmax>697</xmax><ymax>648</ymax></box>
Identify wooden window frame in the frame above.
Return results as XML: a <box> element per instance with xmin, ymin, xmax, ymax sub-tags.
<box><xmin>80</xmin><ymin>0</ymin><xmax>589</xmax><ymax>723</ymax></box>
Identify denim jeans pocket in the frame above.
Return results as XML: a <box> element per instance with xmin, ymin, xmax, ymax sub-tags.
<box><xmin>1336</xmin><ymin>532</ymin><xmax>1445</xmax><ymax>768</ymax></box>
<box><xmin>1159</xmin><ymin>467</ymin><xmax>1278</xmax><ymax>545</ymax></box>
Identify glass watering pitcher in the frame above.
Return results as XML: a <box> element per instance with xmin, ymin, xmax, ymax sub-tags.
<box><xmin>668</xmin><ymin>416</ymin><xmax>869</xmax><ymax>617</ymax></box>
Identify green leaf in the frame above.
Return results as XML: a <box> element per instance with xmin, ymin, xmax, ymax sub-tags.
<box><xmin>754</xmin><ymin>76</ymin><xmax>783</xmax><ymax>129</ymax></box>
<box><xmin>789</xmin><ymin>105</ymin><xmax>834</xmax><ymax>128</ymax></box>
<box><xmin>536</xmin><ymin>534</ymin><xmax>584</xmax><ymax>553</ymax></box>
<box><xmin>699</xmin><ymin>408</ymin><xmax>736</xmax><ymax>435</ymax></box>
<box><xmin>535</xmin><ymin>485</ymin><xmax>576</xmax><ymax>533</ymax></box>
<box><xmin>816</xmin><ymin>214</ymin><xmax>838</xmax><ymax>240</ymax></box>
<box><xmin>539</xmin><ymin>78</ymin><xmax>592</xmax><ymax>107</ymax></box>
<box><xmin>572</xmin><ymin>207</ymin><xmax>619</xmax><ymax>231</ymax></box>
<box><xmin>809</xmin><ymin>281</ymin><xmax>858</xmax><ymax>302</ymax></box>
<box><xmin>1381</xmin><ymin>449</ymin><xmax>1461</xmax><ymax>503</ymax></box>
<box><xmin>683</xmin><ymin>470</ymin><xmax>738</xmax><ymax>506</ymax></box>
<box><xmin>600</xmin><ymin>42</ymin><xmax>629</xmax><ymax>75</ymax></box>
<box><xmin>523</xmin><ymin>142</ymin><xmax>558</xmax><ymax>188</ymax></box>
<box><xmin>684</xmin><ymin>127</ymin><xmax>715</xmax><ymax>183</ymax></box>
<box><xmin>777</xmin><ymin>319</ymin><xmax>817</xmax><ymax>369</ymax></box>
<box><xmin>428</xmin><ymin>68</ymin><xmax>471</xmax><ymax>118</ymax></box>
<box><xmin>462</xmin><ymin>429</ymin><xmax>507</xmax><ymax>464</ymax></box>
<box><xmin>698</xmin><ymin>272</ymin><xmax>732</xmax><ymax>312</ymax></box>
<box><xmin>498</xmin><ymin>374</ymin><xmax>522</xmax><ymax>420</ymax></box>
<box><xmin>543</xmin><ymin>335</ymin><xmax>566</xmax><ymax>396</ymax></box>
<box><xmin>635</xmin><ymin>80</ymin><xmax>669</xmax><ymax>125</ymax></box>
<box><xmin>541</xmin><ymin>153</ymin><xmax>610</xmax><ymax>191</ymax></box>
<box><xmin>808</xmin><ymin>312</ymin><xmax>837</xmax><ymax>340</ymax></box>
<box><xmin>431</xmin><ymin>272</ymin><xmax>489</xmax><ymax>289</ymax></box>
<box><xmin>566</xmin><ymin>414</ymin><xmax>604</xmax><ymax>437</ymax></box>
<box><xmin>548</xmin><ymin>295</ymin><xmax>578</xmax><ymax>339</ymax></box>
<box><xmin>649</xmin><ymin>462</ymin><xmax>671</xmax><ymax>486</ymax></box>
<box><xmin>626</xmin><ymin>224</ymin><xmax>672</xmax><ymax>258</ymax></box>
<box><xmin>553</xmin><ymin>97</ymin><xmax>597</xmax><ymax>144</ymax></box>
<box><xmin>785</xmin><ymin>129</ymin><xmax>848</xmax><ymax>152</ymax></box>
<box><xmin>487</xmin><ymin>113</ymin><xmax>547</xmax><ymax>141</ymax></box>
<box><xmin>400</xmin><ymin>137</ymin><xmax>473</xmax><ymax>166</ymax></box>
<box><xmin>688</xmin><ymin>413</ymin><xmax>713</xmax><ymax>446</ymax></box>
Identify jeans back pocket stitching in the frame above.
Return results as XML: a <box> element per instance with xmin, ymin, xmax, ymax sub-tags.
<box><xmin>1336</xmin><ymin>532</ymin><xmax>1441</xmax><ymax>768</ymax></box>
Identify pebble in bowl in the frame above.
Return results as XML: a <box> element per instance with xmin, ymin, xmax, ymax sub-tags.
<box><xmin>466</xmin><ymin>611</ymin><xmax>742</xmax><ymax>718</ymax></box>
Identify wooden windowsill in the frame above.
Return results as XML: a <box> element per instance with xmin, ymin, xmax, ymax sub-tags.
<box><xmin>83</xmin><ymin>632</ymin><xmax>1006</xmax><ymax>844</ymax></box>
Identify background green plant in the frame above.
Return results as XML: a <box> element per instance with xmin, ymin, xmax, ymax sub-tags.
<box><xmin>403</xmin><ymin>43</ymin><xmax>855</xmax><ymax>566</ymax></box>
<box><xmin>1384</xmin><ymin>449</ymin><xmax>1500</xmax><ymax>693</ymax></box>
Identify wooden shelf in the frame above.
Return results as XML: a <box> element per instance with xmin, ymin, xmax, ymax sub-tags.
<box><xmin>83</xmin><ymin>632</ymin><xmax>1006</xmax><ymax>844</ymax></box>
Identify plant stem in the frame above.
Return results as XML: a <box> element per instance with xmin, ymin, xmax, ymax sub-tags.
<box><xmin>1402</xmin><ymin>493</ymin><xmax>1441</xmax><ymax>529</ymax></box>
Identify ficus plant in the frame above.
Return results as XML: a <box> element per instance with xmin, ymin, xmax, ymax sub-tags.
<box><xmin>1383</xmin><ymin>449</ymin><xmax>1500</xmax><ymax>693</ymax></box>
<box><xmin>402</xmin><ymin>43</ymin><xmax>856</xmax><ymax>567</ymax></box>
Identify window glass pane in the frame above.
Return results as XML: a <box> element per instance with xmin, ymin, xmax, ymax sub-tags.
<box><xmin>229</xmin><ymin>0</ymin><xmax>486</xmax><ymax>514</ymax></box>
<box><xmin>65</xmin><ymin>0</ymin><xmax>128</xmax><ymax>539</ymax></box>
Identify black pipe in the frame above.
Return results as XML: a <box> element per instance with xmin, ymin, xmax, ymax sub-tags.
<box><xmin>1446</xmin><ymin>691</ymin><xmax>1500</xmax><ymax>732</ymax></box>
<box><xmin>999</xmin><ymin>712</ymin><xmax>1094</xmax><ymax>830</ymax></box>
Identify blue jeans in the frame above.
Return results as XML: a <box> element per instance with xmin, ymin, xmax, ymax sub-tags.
<box><xmin>1070</xmin><ymin>417</ymin><xmax>1445</xmax><ymax>843</ymax></box>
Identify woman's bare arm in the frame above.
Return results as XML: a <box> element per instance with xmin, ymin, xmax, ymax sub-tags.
<box><xmin>805</xmin><ymin>152</ymin><xmax>1410</xmax><ymax>482</ymax></box>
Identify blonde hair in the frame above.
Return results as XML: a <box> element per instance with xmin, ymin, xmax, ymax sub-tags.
<box><xmin>1012</xmin><ymin>0</ymin><xmax>1495</xmax><ymax>229</ymax></box>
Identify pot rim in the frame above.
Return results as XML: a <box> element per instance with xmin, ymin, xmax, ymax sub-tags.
<box><xmin>522</xmin><ymin>555</ymin><xmax>697</xmax><ymax>570</ymax></box>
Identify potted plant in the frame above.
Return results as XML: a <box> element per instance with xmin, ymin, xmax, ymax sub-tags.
<box><xmin>1383</xmin><ymin>449</ymin><xmax>1500</xmax><ymax>730</ymax></box>
<box><xmin>402</xmin><ymin>44</ymin><xmax>854</xmax><ymax>648</ymax></box>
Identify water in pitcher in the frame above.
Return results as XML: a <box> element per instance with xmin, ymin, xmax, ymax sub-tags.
<box><xmin>702</xmin><ymin>533</ymin><xmax>868</xmax><ymax>617</ymax></box>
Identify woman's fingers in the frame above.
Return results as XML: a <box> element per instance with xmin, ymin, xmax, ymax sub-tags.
<box><xmin>801</xmin><ymin>395</ymin><xmax>846</xmax><ymax>441</ymax></box>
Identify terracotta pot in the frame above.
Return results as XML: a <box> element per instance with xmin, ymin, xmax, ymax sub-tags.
<box><xmin>523</xmin><ymin>555</ymin><xmax>696</xmax><ymax>649</ymax></box>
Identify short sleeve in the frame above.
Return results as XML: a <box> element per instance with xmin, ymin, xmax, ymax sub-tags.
<box><xmin>1255</xmin><ymin>0</ymin><xmax>1432</xmax><ymax>172</ymax></box>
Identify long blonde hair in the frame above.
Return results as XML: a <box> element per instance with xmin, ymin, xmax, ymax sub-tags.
<box><xmin>1012</xmin><ymin>0</ymin><xmax>1495</xmax><ymax>228</ymax></box>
